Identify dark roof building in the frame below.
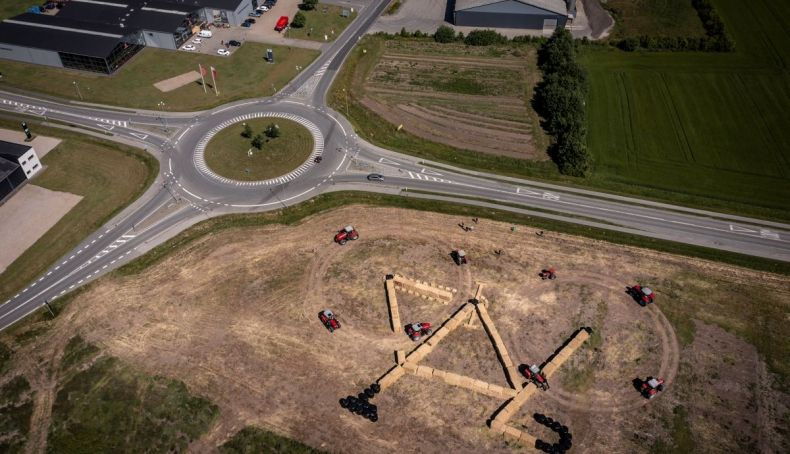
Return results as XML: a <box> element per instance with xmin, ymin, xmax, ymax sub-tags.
<box><xmin>454</xmin><ymin>0</ymin><xmax>574</xmax><ymax>30</ymax></box>
<box><xmin>0</xmin><ymin>0</ymin><xmax>254</xmax><ymax>74</ymax></box>
<box><xmin>0</xmin><ymin>141</ymin><xmax>36</xmax><ymax>203</ymax></box>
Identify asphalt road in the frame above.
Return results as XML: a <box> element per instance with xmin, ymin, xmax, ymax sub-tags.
<box><xmin>0</xmin><ymin>0</ymin><xmax>788</xmax><ymax>331</ymax></box>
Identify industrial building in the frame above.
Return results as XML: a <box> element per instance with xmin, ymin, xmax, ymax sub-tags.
<box><xmin>0</xmin><ymin>0</ymin><xmax>255</xmax><ymax>74</ymax></box>
<box><xmin>0</xmin><ymin>141</ymin><xmax>41</xmax><ymax>203</ymax></box>
<box><xmin>454</xmin><ymin>0</ymin><xmax>575</xmax><ymax>31</ymax></box>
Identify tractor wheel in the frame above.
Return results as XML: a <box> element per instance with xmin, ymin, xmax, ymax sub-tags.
<box><xmin>551</xmin><ymin>421</ymin><xmax>562</xmax><ymax>432</ymax></box>
<box><xmin>412</xmin><ymin>334</ymin><xmax>421</xmax><ymax>342</ymax></box>
<box><xmin>534</xmin><ymin>440</ymin><xmax>546</xmax><ymax>450</ymax></box>
<box><xmin>369</xmin><ymin>414</ymin><xmax>378</xmax><ymax>422</ymax></box>
<box><xmin>347</xmin><ymin>395</ymin><xmax>358</xmax><ymax>404</ymax></box>
<box><xmin>425</xmin><ymin>328</ymin><xmax>433</xmax><ymax>336</ymax></box>
<box><xmin>371</xmin><ymin>383</ymin><xmax>381</xmax><ymax>394</ymax></box>
<box><xmin>545</xmin><ymin>417</ymin><xmax>554</xmax><ymax>426</ymax></box>
<box><xmin>561</xmin><ymin>433</ymin><xmax>572</xmax><ymax>442</ymax></box>
<box><xmin>559</xmin><ymin>438</ymin><xmax>572</xmax><ymax>450</ymax></box>
<box><xmin>364</xmin><ymin>387</ymin><xmax>375</xmax><ymax>399</ymax></box>
<box><xmin>657</xmin><ymin>384</ymin><xmax>665</xmax><ymax>391</ymax></box>
<box><xmin>358</xmin><ymin>393</ymin><xmax>368</xmax><ymax>401</ymax></box>
<box><xmin>339</xmin><ymin>239</ymin><xmax>347</xmax><ymax>245</ymax></box>
<box><xmin>327</xmin><ymin>326</ymin><xmax>334</xmax><ymax>333</ymax></box>
<box><xmin>339</xmin><ymin>398</ymin><xmax>349</xmax><ymax>408</ymax></box>
<box><xmin>559</xmin><ymin>425</ymin><xmax>568</xmax><ymax>434</ymax></box>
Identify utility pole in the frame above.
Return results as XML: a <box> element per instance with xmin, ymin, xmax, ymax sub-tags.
<box><xmin>72</xmin><ymin>81</ymin><xmax>83</xmax><ymax>100</ymax></box>
<box><xmin>43</xmin><ymin>300</ymin><xmax>55</xmax><ymax>318</ymax></box>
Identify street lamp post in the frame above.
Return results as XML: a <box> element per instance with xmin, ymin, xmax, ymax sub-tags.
<box><xmin>158</xmin><ymin>101</ymin><xmax>168</xmax><ymax>131</ymax></box>
<box><xmin>72</xmin><ymin>81</ymin><xmax>83</xmax><ymax>101</ymax></box>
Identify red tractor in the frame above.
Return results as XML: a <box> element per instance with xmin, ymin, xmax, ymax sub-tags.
<box><xmin>522</xmin><ymin>364</ymin><xmax>550</xmax><ymax>391</ymax></box>
<box><xmin>628</xmin><ymin>284</ymin><xmax>655</xmax><ymax>306</ymax></box>
<box><xmin>405</xmin><ymin>322</ymin><xmax>432</xmax><ymax>341</ymax></box>
<box><xmin>334</xmin><ymin>226</ymin><xmax>359</xmax><ymax>245</ymax></box>
<box><xmin>319</xmin><ymin>309</ymin><xmax>341</xmax><ymax>333</ymax></box>
<box><xmin>640</xmin><ymin>376</ymin><xmax>665</xmax><ymax>399</ymax></box>
<box><xmin>539</xmin><ymin>267</ymin><xmax>557</xmax><ymax>280</ymax></box>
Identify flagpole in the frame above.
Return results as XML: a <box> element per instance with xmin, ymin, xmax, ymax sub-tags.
<box><xmin>211</xmin><ymin>67</ymin><xmax>219</xmax><ymax>96</ymax></box>
<box><xmin>198</xmin><ymin>64</ymin><xmax>207</xmax><ymax>94</ymax></box>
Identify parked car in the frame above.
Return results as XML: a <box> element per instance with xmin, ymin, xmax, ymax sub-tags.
<box><xmin>182</xmin><ymin>44</ymin><xmax>196</xmax><ymax>51</ymax></box>
<box><xmin>227</xmin><ymin>40</ymin><xmax>241</xmax><ymax>47</ymax></box>
<box><xmin>366</xmin><ymin>174</ymin><xmax>384</xmax><ymax>182</ymax></box>
<box><xmin>249</xmin><ymin>11</ymin><xmax>262</xmax><ymax>17</ymax></box>
<box><xmin>245</xmin><ymin>18</ymin><xmax>256</xmax><ymax>24</ymax></box>
<box><xmin>198</xmin><ymin>29</ymin><xmax>212</xmax><ymax>38</ymax></box>
<box><xmin>217</xmin><ymin>48</ymin><xmax>230</xmax><ymax>56</ymax></box>
<box><xmin>256</xmin><ymin>5</ymin><xmax>269</xmax><ymax>12</ymax></box>
<box><xmin>274</xmin><ymin>15</ymin><xmax>288</xmax><ymax>31</ymax></box>
<box><xmin>241</xmin><ymin>21</ymin><xmax>251</xmax><ymax>28</ymax></box>
<box><xmin>192</xmin><ymin>37</ymin><xmax>202</xmax><ymax>44</ymax></box>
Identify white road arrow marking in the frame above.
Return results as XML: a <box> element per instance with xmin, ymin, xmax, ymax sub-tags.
<box><xmin>516</xmin><ymin>187</ymin><xmax>541</xmax><ymax>196</ymax></box>
<box><xmin>378</xmin><ymin>157</ymin><xmax>400</xmax><ymax>165</ymax></box>
<box><xmin>760</xmin><ymin>229</ymin><xmax>780</xmax><ymax>240</ymax></box>
<box><xmin>130</xmin><ymin>132</ymin><xmax>148</xmax><ymax>140</ymax></box>
<box><xmin>97</xmin><ymin>124</ymin><xmax>114</xmax><ymax>131</ymax></box>
<box><xmin>421</xmin><ymin>168</ymin><xmax>442</xmax><ymax>176</ymax></box>
<box><xmin>729</xmin><ymin>224</ymin><xmax>758</xmax><ymax>233</ymax></box>
<box><xmin>542</xmin><ymin>192</ymin><xmax>560</xmax><ymax>201</ymax></box>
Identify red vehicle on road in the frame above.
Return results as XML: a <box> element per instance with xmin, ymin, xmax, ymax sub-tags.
<box><xmin>275</xmin><ymin>15</ymin><xmax>288</xmax><ymax>32</ymax></box>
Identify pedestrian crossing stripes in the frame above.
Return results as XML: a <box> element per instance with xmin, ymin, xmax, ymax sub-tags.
<box><xmin>407</xmin><ymin>171</ymin><xmax>453</xmax><ymax>184</ymax></box>
<box><xmin>193</xmin><ymin>112</ymin><xmax>324</xmax><ymax>187</ymax></box>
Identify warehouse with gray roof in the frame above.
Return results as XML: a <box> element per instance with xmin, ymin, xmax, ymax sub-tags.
<box><xmin>0</xmin><ymin>0</ymin><xmax>255</xmax><ymax>74</ymax></box>
<box><xmin>454</xmin><ymin>0</ymin><xmax>575</xmax><ymax>31</ymax></box>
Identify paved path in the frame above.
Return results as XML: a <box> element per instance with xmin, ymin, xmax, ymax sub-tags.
<box><xmin>0</xmin><ymin>0</ymin><xmax>788</xmax><ymax>332</ymax></box>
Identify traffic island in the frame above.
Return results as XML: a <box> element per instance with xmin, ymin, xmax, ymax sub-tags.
<box><xmin>203</xmin><ymin>117</ymin><xmax>313</xmax><ymax>181</ymax></box>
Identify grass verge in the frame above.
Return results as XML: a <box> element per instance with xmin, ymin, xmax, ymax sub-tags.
<box><xmin>0</xmin><ymin>120</ymin><xmax>158</xmax><ymax>304</ymax></box>
<box><xmin>0</xmin><ymin>43</ymin><xmax>318</xmax><ymax>110</ymax></box>
<box><xmin>220</xmin><ymin>426</ymin><xmax>325</xmax><ymax>453</ymax></box>
<box><xmin>287</xmin><ymin>4</ymin><xmax>357</xmax><ymax>42</ymax></box>
<box><xmin>0</xmin><ymin>374</ymin><xmax>33</xmax><ymax>453</ymax></box>
<box><xmin>651</xmin><ymin>405</ymin><xmax>696</xmax><ymax>453</ymax></box>
<box><xmin>205</xmin><ymin>117</ymin><xmax>313</xmax><ymax>180</ymax></box>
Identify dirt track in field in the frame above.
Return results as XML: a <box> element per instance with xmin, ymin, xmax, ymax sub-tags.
<box><xmin>3</xmin><ymin>206</ymin><xmax>788</xmax><ymax>453</ymax></box>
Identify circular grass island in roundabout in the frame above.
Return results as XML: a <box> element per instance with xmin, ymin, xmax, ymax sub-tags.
<box><xmin>204</xmin><ymin>117</ymin><xmax>314</xmax><ymax>181</ymax></box>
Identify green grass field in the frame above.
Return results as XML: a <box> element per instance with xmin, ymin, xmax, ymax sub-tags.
<box><xmin>286</xmin><ymin>4</ymin><xmax>357</xmax><ymax>42</ymax></box>
<box><xmin>0</xmin><ymin>43</ymin><xmax>318</xmax><ymax>110</ymax></box>
<box><xmin>581</xmin><ymin>0</ymin><xmax>790</xmax><ymax>220</ymax></box>
<box><xmin>48</xmin><ymin>347</ymin><xmax>218</xmax><ymax>453</ymax></box>
<box><xmin>220</xmin><ymin>426</ymin><xmax>324</xmax><ymax>453</ymax></box>
<box><xmin>0</xmin><ymin>0</ymin><xmax>28</xmax><ymax>21</ymax></box>
<box><xmin>602</xmin><ymin>0</ymin><xmax>706</xmax><ymax>39</ymax></box>
<box><xmin>205</xmin><ymin>118</ymin><xmax>313</xmax><ymax>180</ymax></box>
<box><xmin>0</xmin><ymin>120</ymin><xmax>157</xmax><ymax>304</ymax></box>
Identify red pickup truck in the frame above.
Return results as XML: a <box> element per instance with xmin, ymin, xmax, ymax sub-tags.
<box><xmin>275</xmin><ymin>15</ymin><xmax>288</xmax><ymax>32</ymax></box>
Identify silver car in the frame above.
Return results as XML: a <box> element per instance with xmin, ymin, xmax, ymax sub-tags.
<box><xmin>367</xmin><ymin>174</ymin><xmax>384</xmax><ymax>181</ymax></box>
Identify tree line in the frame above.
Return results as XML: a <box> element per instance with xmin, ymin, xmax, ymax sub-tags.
<box><xmin>533</xmin><ymin>28</ymin><xmax>591</xmax><ymax>177</ymax></box>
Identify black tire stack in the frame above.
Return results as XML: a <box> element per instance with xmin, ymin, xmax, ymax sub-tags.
<box><xmin>533</xmin><ymin>413</ymin><xmax>572</xmax><ymax>453</ymax></box>
<box><xmin>339</xmin><ymin>383</ymin><xmax>381</xmax><ymax>422</ymax></box>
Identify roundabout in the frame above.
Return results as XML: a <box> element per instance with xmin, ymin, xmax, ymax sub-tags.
<box><xmin>193</xmin><ymin>112</ymin><xmax>325</xmax><ymax>187</ymax></box>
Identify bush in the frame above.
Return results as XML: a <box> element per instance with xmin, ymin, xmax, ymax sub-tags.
<box><xmin>265</xmin><ymin>123</ymin><xmax>280</xmax><ymax>138</ymax></box>
<box><xmin>251</xmin><ymin>134</ymin><xmax>264</xmax><ymax>150</ymax></box>
<box><xmin>300</xmin><ymin>0</ymin><xmax>318</xmax><ymax>11</ymax></box>
<box><xmin>433</xmin><ymin>25</ymin><xmax>456</xmax><ymax>43</ymax></box>
<box><xmin>463</xmin><ymin>29</ymin><xmax>507</xmax><ymax>46</ymax></box>
<box><xmin>241</xmin><ymin>123</ymin><xmax>252</xmax><ymax>138</ymax></box>
<box><xmin>292</xmin><ymin>11</ymin><xmax>306</xmax><ymax>28</ymax></box>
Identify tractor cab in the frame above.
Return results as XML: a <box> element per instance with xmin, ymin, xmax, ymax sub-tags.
<box><xmin>522</xmin><ymin>364</ymin><xmax>550</xmax><ymax>390</ymax></box>
<box><xmin>629</xmin><ymin>284</ymin><xmax>656</xmax><ymax>306</ymax></box>
<box><xmin>452</xmin><ymin>249</ymin><xmax>468</xmax><ymax>265</ymax></box>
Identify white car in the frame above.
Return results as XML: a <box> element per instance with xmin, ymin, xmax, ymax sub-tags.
<box><xmin>192</xmin><ymin>38</ymin><xmax>202</xmax><ymax>44</ymax></box>
<box><xmin>217</xmin><ymin>48</ymin><xmax>230</xmax><ymax>56</ymax></box>
<box><xmin>182</xmin><ymin>44</ymin><xmax>197</xmax><ymax>51</ymax></box>
<box><xmin>257</xmin><ymin>6</ymin><xmax>269</xmax><ymax>11</ymax></box>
